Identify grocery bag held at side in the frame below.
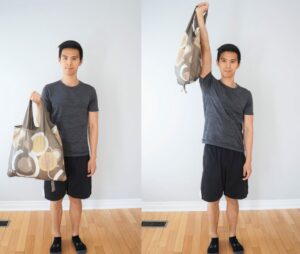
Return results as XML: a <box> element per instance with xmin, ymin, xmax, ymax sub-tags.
<box><xmin>7</xmin><ymin>100</ymin><xmax>66</xmax><ymax>184</ymax></box>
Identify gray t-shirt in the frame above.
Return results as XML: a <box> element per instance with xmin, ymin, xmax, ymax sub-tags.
<box><xmin>42</xmin><ymin>80</ymin><xmax>99</xmax><ymax>157</ymax></box>
<box><xmin>199</xmin><ymin>72</ymin><xmax>253</xmax><ymax>152</ymax></box>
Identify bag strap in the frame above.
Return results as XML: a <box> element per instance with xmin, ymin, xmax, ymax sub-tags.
<box><xmin>185</xmin><ymin>8</ymin><xmax>208</xmax><ymax>34</ymax></box>
<box><xmin>22</xmin><ymin>100</ymin><xmax>36</xmax><ymax>129</ymax></box>
<box><xmin>22</xmin><ymin>99</ymin><xmax>50</xmax><ymax>130</ymax></box>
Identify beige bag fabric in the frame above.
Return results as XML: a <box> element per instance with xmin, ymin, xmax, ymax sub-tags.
<box><xmin>8</xmin><ymin>100</ymin><xmax>66</xmax><ymax>182</ymax></box>
<box><xmin>175</xmin><ymin>9</ymin><xmax>207</xmax><ymax>92</ymax></box>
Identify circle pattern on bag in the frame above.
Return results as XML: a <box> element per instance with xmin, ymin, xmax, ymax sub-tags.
<box><xmin>17</xmin><ymin>156</ymin><xmax>35</xmax><ymax>175</ymax></box>
<box><xmin>31</xmin><ymin>132</ymin><xmax>49</xmax><ymax>156</ymax></box>
<box><xmin>12</xmin><ymin>149</ymin><xmax>40</xmax><ymax>177</ymax></box>
<box><xmin>38</xmin><ymin>151</ymin><xmax>58</xmax><ymax>172</ymax></box>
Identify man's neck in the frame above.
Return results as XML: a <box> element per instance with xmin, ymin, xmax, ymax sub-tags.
<box><xmin>62</xmin><ymin>75</ymin><xmax>79</xmax><ymax>87</ymax></box>
<box><xmin>220</xmin><ymin>77</ymin><xmax>236</xmax><ymax>88</ymax></box>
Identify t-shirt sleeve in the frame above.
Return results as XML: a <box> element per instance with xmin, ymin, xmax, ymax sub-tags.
<box><xmin>199</xmin><ymin>72</ymin><xmax>214</xmax><ymax>92</ymax></box>
<box><xmin>88</xmin><ymin>87</ymin><xmax>99</xmax><ymax>112</ymax></box>
<box><xmin>244</xmin><ymin>91</ymin><xmax>253</xmax><ymax>115</ymax></box>
<box><xmin>41</xmin><ymin>85</ymin><xmax>52</xmax><ymax>113</ymax></box>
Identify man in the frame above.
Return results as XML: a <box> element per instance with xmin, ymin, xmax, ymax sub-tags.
<box><xmin>196</xmin><ymin>3</ymin><xmax>254</xmax><ymax>254</ymax></box>
<box><xmin>30</xmin><ymin>40</ymin><xmax>99</xmax><ymax>254</ymax></box>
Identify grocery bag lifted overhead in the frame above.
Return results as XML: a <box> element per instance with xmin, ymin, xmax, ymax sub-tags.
<box><xmin>175</xmin><ymin>8</ymin><xmax>208</xmax><ymax>92</ymax></box>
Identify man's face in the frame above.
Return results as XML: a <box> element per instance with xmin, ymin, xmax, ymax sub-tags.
<box><xmin>217</xmin><ymin>51</ymin><xmax>239</xmax><ymax>79</ymax></box>
<box><xmin>59</xmin><ymin>48</ymin><xmax>81</xmax><ymax>76</ymax></box>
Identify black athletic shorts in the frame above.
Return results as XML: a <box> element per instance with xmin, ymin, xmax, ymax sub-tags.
<box><xmin>44</xmin><ymin>155</ymin><xmax>91</xmax><ymax>201</ymax></box>
<box><xmin>201</xmin><ymin>144</ymin><xmax>248</xmax><ymax>202</ymax></box>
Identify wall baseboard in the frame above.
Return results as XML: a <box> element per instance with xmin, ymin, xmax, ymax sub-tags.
<box><xmin>142</xmin><ymin>199</ymin><xmax>300</xmax><ymax>212</ymax></box>
<box><xmin>0</xmin><ymin>199</ymin><xmax>142</xmax><ymax>211</ymax></box>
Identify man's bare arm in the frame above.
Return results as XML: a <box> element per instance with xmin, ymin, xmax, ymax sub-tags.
<box><xmin>30</xmin><ymin>91</ymin><xmax>42</xmax><ymax>126</ymax></box>
<box><xmin>87</xmin><ymin>111</ymin><xmax>99</xmax><ymax>177</ymax></box>
<box><xmin>243</xmin><ymin>115</ymin><xmax>254</xmax><ymax>180</ymax></box>
<box><xmin>196</xmin><ymin>3</ymin><xmax>212</xmax><ymax>78</ymax></box>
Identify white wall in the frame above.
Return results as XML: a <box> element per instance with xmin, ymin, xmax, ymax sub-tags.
<box><xmin>0</xmin><ymin>0</ymin><xmax>141</xmax><ymax>202</ymax></box>
<box><xmin>142</xmin><ymin>0</ymin><xmax>300</xmax><ymax>202</ymax></box>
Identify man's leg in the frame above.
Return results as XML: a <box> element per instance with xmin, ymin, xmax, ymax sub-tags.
<box><xmin>201</xmin><ymin>145</ymin><xmax>223</xmax><ymax>253</ymax></box>
<box><xmin>50</xmin><ymin>199</ymin><xmax>63</xmax><ymax>254</ymax></box>
<box><xmin>207</xmin><ymin>200</ymin><xmax>220</xmax><ymax>253</ymax></box>
<box><xmin>69</xmin><ymin>195</ymin><xmax>82</xmax><ymax>236</ymax></box>
<box><xmin>225</xmin><ymin>196</ymin><xmax>239</xmax><ymax>236</ymax></box>
<box><xmin>50</xmin><ymin>199</ymin><xmax>63</xmax><ymax>236</ymax></box>
<box><xmin>208</xmin><ymin>200</ymin><xmax>220</xmax><ymax>237</ymax></box>
<box><xmin>69</xmin><ymin>195</ymin><xmax>87</xmax><ymax>253</ymax></box>
<box><xmin>223</xmin><ymin>148</ymin><xmax>248</xmax><ymax>253</ymax></box>
<box><xmin>226</xmin><ymin>196</ymin><xmax>244</xmax><ymax>253</ymax></box>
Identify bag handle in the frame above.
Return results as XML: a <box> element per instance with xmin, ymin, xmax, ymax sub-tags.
<box><xmin>22</xmin><ymin>100</ymin><xmax>36</xmax><ymax>130</ymax></box>
<box><xmin>22</xmin><ymin>99</ymin><xmax>49</xmax><ymax>130</ymax></box>
<box><xmin>185</xmin><ymin>8</ymin><xmax>208</xmax><ymax>34</ymax></box>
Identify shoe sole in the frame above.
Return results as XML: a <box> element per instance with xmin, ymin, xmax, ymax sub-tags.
<box><xmin>76</xmin><ymin>251</ymin><xmax>87</xmax><ymax>254</ymax></box>
<box><xmin>50</xmin><ymin>252</ymin><xmax>61</xmax><ymax>254</ymax></box>
<box><xmin>234</xmin><ymin>251</ymin><xmax>244</xmax><ymax>254</ymax></box>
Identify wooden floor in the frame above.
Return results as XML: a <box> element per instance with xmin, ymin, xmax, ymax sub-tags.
<box><xmin>142</xmin><ymin>209</ymin><xmax>300</xmax><ymax>254</ymax></box>
<box><xmin>0</xmin><ymin>209</ymin><xmax>140</xmax><ymax>254</ymax></box>
<box><xmin>1</xmin><ymin>209</ymin><xmax>300</xmax><ymax>253</ymax></box>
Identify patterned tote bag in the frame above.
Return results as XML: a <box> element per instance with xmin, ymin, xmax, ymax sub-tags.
<box><xmin>8</xmin><ymin>100</ymin><xmax>66</xmax><ymax>186</ymax></box>
<box><xmin>175</xmin><ymin>9</ymin><xmax>207</xmax><ymax>92</ymax></box>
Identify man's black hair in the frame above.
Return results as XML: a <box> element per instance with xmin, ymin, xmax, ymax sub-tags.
<box><xmin>217</xmin><ymin>44</ymin><xmax>241</xmax><ymax>64</ymax></box>
<box><xmin>58</xmin><ymin>40</ymin><xmax>83</xmax><ymax>61</ymax></box>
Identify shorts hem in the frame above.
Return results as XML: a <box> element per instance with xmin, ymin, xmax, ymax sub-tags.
<box><xmin>67</xmin><ymin>193</ymin><xmax>91</xmax><ymax>200</ymax></box>
<box><xmin>201</xmin><ymin>194</ymin><xmax>223</xmax><ymax>202</ymax></box>
<box><xmin>224</xmin><ymin>193</ymin><xmax>248</xmax><ymax>200</ymax></box>
<box><xmin>45</xmin><ymin>194</ymin><xmax>65</xmax><ymax>201</ymax></box>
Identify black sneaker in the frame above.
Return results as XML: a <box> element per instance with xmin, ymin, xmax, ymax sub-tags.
<box><xmin>207</xmin><ymin>237</ymin><xmax>219</xmax><ymax>254</ymax></box>
<box><xmin>72</xmin><ymin>235</ymin><xmax>87</xmax><ymax>254</ymax></box>
<box><xmin>229</xmin><ymin>236</ymin><xmax>244</xmax><ymax>254</ymax></box>
<box><xmin>50</xmin><ymin>236</ymin><xmax>62</xmax><ymax>254</ymax></box>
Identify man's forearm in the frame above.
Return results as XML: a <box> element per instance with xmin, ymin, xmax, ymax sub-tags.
<box><xmin>197</xmin><ymin>12</ymin><xmax>210</xmax><ymax>53</ymax></box>
<box><xmin>244</xmin><ymin>128</ymin><xmax>253</xmax><ymax>163</ymax></box>
<box><xmin>196</xmin><ymin>6</ymin><xmax>212</xmax><ymax>76</ymax></box>
<box><xmin>89</xmin><ymin>124</ymin><xmax>98</xmax><ymax>160</ymax></box>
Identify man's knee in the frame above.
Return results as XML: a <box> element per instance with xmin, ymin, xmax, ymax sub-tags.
<box><xmin>207</xmin><ymin>199</ymin><xmax>221</xmax><ymax>210</ymax></box>
<box><xmin>225</xmin><ymin>196</ymin><xmax>238</xmax><ymax>206</ymax></box>
<box><xmin>68</xmin><ymin>195</ymin><xmax>82</xmax><ymax>205</ymax></box>
<box><xmin>51</xmin><ymin>199</ymin><xmax>63</xmax><ymax>207</ymax></box>
<box><xmin>50</xmin><ymin>199</ymin><xmax>63</xmax><ymax>213</ymax></box>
